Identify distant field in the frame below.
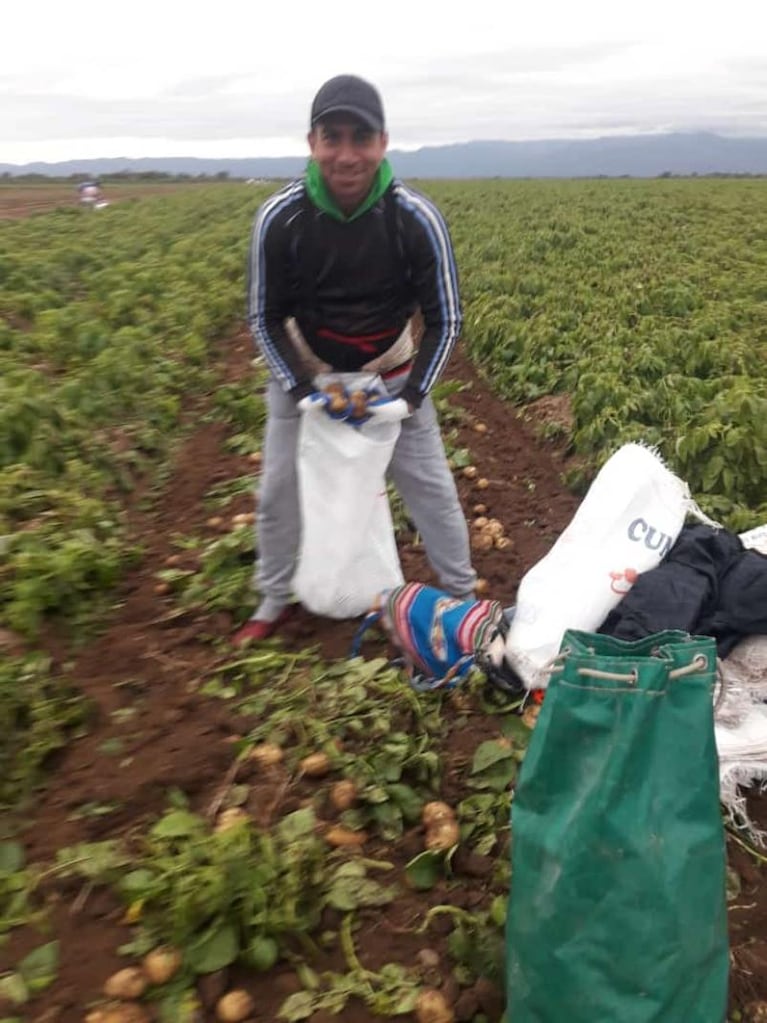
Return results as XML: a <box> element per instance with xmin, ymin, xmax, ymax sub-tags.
<box><xmin>0</xmin><ymin>180</ymin><xmax>220</xmax><ymax>219</ymax></box>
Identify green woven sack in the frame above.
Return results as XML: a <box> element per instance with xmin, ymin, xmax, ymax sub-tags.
<box><xmin>506</xmin><ymin>630</ymin><xmax>728</xmax><ymax>1022</ymax></box>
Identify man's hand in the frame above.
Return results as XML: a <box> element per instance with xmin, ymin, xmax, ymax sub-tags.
<box><xmin>366</xmin><ymin>396</ymin><xmax>413</xmax><ymax>423</ymax></box>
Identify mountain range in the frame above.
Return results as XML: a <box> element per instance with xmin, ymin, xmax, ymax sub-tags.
<box><xmin>3</xmin><ymin>132</ymin><xmax>767</xmax><ymax>179</ymax></box>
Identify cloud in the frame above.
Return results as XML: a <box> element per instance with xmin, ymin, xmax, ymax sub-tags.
<box><xmin>390</xmin><ymin>40</ymin><xmax>639</xmax><ymax>83</ymax></box>
<box><xmin>1</xmin><ymin>90</ymin><xmax>303</xmax><ymax>142</ymax></box>
<box><xmin>2</xmin><ymin>34</ymin><xmax>766</xmax><ymax>161</ymax></box>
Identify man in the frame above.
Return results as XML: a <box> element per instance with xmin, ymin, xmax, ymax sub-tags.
<box><xmin>77</xmin><ymin>179</ymin><xmax>103</xmax><ymax>207</ymax></box>
<box><xmin>235</xmin><ymin>73</ymin><xmax>476</xmax><ymax>644</ymax></box>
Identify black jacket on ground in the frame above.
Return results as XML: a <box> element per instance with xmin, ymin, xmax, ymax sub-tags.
<box><xmin>599</xmin><ymin>524</ymin><xmax>767</xmax><ymax>656</ymax></box>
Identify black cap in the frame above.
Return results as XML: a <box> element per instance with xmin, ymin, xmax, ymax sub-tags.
<box><xmin>310</xmin><ymin>75</ymin><xmax>385</xmax><ymax>132</ymax></box>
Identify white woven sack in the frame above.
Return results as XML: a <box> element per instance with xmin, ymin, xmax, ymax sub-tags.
<box><xmin>293</xmin><ymin>381</ymin><xmax>403</xmax><ymax>619</ymax></box>
<box><xmin>740</xmin><ymin>521</ymin><xmax>767</xmax><ymax>556</ymax></box>
<box><xmin>505</xmin><ymin>442</ymin><xmax>716</xmax><ymax>689</ymax></box>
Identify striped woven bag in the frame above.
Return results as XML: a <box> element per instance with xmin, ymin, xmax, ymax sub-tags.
<box><xmin>351</xmin><ymin>582</ymin><xmax>521</xmax><ymax>693</ymax></box>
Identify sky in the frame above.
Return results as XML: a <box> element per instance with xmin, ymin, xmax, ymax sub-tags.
<box><xmin>2</xmin><ymin>0</ymin><xmax>766</xmax><ymax>166</ymax></box>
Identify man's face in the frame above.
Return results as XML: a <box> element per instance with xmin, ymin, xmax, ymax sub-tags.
<box><xmin>308</xmin><ymin>116</ymin><xmax>388</xmax><ymax>213</ymax></box>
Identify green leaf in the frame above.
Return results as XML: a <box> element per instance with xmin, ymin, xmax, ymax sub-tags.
<box><xmin>500</xmin><ymin>714</ymin><xmax>533</xmax><ymax>747</ymax></box>
<box><xmin>18</xmin><ymin>940</ymin><xmax>59</xmax><ymax>993</ymax></box>
<box><xmin>296</xmin><ymin>963</ymin><xmax>320</xmax><ymax>990</ymax></box>
<box><xmin>489</xmin><ymin>894</ymin><xmax>507</xmax><ymax>927</ymax></box>
<box><xmin>151</xmin><ymin>810</ymin><xmax>203</xmax><ymax>839</ymax></box>
<box><xmin>327</xmin><ymin>875</ymin><xmax>396</xmax><ymax>911</ymax></box>
<box><xmin>390</xmin><ymin>987</ymin><xmax>420</xmax><ymax>1014</ymax></box>
<box><xmin>244</xmin><ymin>935</ymin><xmax>278</xmax><ymax>972</ymax></box>
<box><xmin>186</xmin><ymin>921</ymin><xmax>239</xmax><ymax>973</ymax></box>
<box><xmin>366</xmin><ymin>785</ymin><xmax>390</xmax><ymax>805</ymax></box>
<box><xmin>469</xmin><ymin>757</ymin><xmax>517</xmax><ymax>792</ymax></box>
<box><xmin>475</xmin><ymin>832</ymin><xmax>499</xmax><ymax>856</ymax></box>
<box><xmin>347</xmin><ymin>657</ymin><xmax>389</xmax><ymax>683</ymax></box>
<box><xmin>0</xmin><ymin>973</ymin><xmax>28</xmax><ymax>1006</ymax></box>
<box><xmin>277</xmin><ymin>807</ymin><xmax>316</xmax><ymax>843</ymax></box>
<box><xmin>387</xmin><ymin>783</ymin><xmax>423</xmax><ymax>822</ymax></box>
<box><xmin>331</xmin><ymin>861</ymin><xmax>366</xmax><ymax>880</ymax></box>
<box><xmin>471</xmin><ymin>740</ymin><xmax>515</xmax><ymax>775</ymax></box>
<box><xmin>55</xmin><ymin>841</ymin><xmax>123</xmax><ymax>881</ymax></box>
<box><xmin>405</xmin><ymin>850</ymin><xmax>443</xmax><ymax>891</ymax></box>
<box><xmin>278</xmin><ymin>990</ymin><xmax>316</xmax><ymax>1021</ymax></box>
<box><xmin>156</xmin><ymin>990</ymin><xmax>204</xmax><ymax>1023</ymax></box>
<box><xmin>118</xmin><ymin>868</ymin><xmax>156</xmax><ymax>896</ymax></box>
<box><xmin>372</xmin><ymin>801</ymin><xmax>404</xmax><ymax>840</ymax></box>
<box><xmin>0</xmin><ymin>843</ymin><xmax>24</xmax><ymax>874</ymax></box>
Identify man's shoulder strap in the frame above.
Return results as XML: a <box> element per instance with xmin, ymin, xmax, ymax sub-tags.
<box><xmin>382</xmin><ymin>185</ymin><xmax>410</xmax><ymax>284</ymax></box>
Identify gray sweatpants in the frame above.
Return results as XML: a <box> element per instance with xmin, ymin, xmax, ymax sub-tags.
<box><xmin>254</xmin><ymin>376</ymin><xmax>477</xmax><ymax>610</ymax></box>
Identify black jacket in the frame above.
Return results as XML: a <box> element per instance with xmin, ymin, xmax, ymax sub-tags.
<box><xmin>247</xmin><ymin>177</ymin><xmax>462</xmax><ymax>408</ymax></box>
<box><xmin>600</xmin><ymin>524</ymin><xmax>767</xmax><ymax>656</ymax></box>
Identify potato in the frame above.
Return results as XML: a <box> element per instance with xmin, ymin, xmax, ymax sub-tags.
<box><xmin>216</xmin><ymin>990</ymin><xmax>255</xmax><ymax>1022</ymax></box>
<box><xmin>425</xmin><ymin>818</ymin><xmax>460</xmax><ymax>852</ymax></box>
<box><xmin>206</xmin><ymin>516</ymin><xmax>224</xmax><ymax>529</ymax></box>
<box><xmin>250</xmin><ymin>743</ymin><xmax>284</xmax><ymax>768</ymax></box>
<box><xmin>328</xmin><ymin>394</ymin><xmax>349</xmax><ymax>413</ymax></box>
<box><xmin>472</xmin><ymin>516</ymin><xmax>488</xmax><ymax>530</ymax></box>
<box><xmin>164</xmin><ymin>554</ymin><xmax>181</xmax><ymax>567</ymax></box>
<box><xmin>483</xmin><ymin>519</ymin><xmax>504</xmax><ymax>538</ymax></box>
<box><xmin>300</xmin><ymin>752</ymin><xmax>331</xmax><ymax>777</ymax></box>
<box><xmin>414</xmin><ymin>987</ymin><xmax>455</xmax><ymax>1023</ymax></box>
<box><xmin>214</xmin><ymin>808</ymin><xmax>250</xmax><ymax>832</ymax></box>
<box><xmin>472</xmin><ymin>503</ymin><xmax>488</xmax><ymax>515</ymax></box>
<box><xmin>421</xmin><ymin>801</ymin><xmax>455</xmax><ymax>827</ymax></box>
<box><xmin>101</xmin><ymin>1006</ymin><xmax>151</xmax><ymax>1023</ymax></box>
<box><xmin>474</xmin><ymin>577</ymin><xmax>489</xmax><ymax>595</ymax></box>
<box><xmin>475</xmin><ymin>478</ymin><xmax>490</xmax><ymax>490</ymax></box>
<box><xmin>495</xmin><ymin>536</ymin><xmax>512</xmax><ymax>550</ymax></box>
<box><xmin>329</xmin><ymin>779</ymin><xmax>358</xmax><ymax>811</ymax></box>
<box><xmin>142</xmin><ymin>946</ymin><xmax>182</xmax><ymax>985</ymax></box>
<box><xmin>325</xmin><ymin>826</ymin><xmax>367</xmax><ymax>847</ymax></box>
<box><xmin>471</xmin><ymin>533</ymin><xmax>494</xmax><ymax>553</ymax></box>
<box><xmin>103</xmin><ymin>967</ymin><xmax>147</xmax><ymax>1000</ymax></box>
<box><xmin>154</xmin><ymin>582</ymin><xmax>170</xmax><ymax>596</ymax></box>
<box><xmin>522</xmin><ymin>704</ymin><xmax>541</xmax><ymax>729</ymax></box>
<box><xmin>323</xmin><ymin>383</ymin><xmax>349</xmax><ymax>414</ymax></box>
<box><xmin>248</xmin><ymin>450</ymin><xmax>262</xmax><ymax>465</ymax></box>
<box><xmin>349</xmin><ymin>390</ymin><xmax>368</xmax><ymax>418</ymax></box>
<box><xmin>473</xmin><ymin>422</ymin><xmax>488</xmax><ymax>435</ymax></box>
<box><xmin>417</xmin><ymin>947</ymin><xmax>441</xmax><ymax>969</ymax></box>
<box><xmin>462</xmin><ymin>465</ymin><xmax>478</xmax><ymax>480</ymax></box>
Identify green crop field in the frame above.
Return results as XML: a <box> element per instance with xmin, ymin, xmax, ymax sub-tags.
<box><xmin>1</xmin><ymin>178</ymin><xmax>765</xmax><ymax>1022</ymax></box>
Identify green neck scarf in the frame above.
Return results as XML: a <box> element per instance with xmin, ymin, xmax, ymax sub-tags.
<box><xmin>305</xmin><ymin>158</ymin><xmax>393</xmax><ymax>222</ymax></box>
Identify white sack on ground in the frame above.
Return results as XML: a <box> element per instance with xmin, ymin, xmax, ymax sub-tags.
<box><xmin>714</xmin><ymin>520</ymin><xmax>767</xmax><ymax>842</ymax></box>
<box><xmin>715</xmin><ymin>702</ymin><xmax>767</xmax><ymax>845</ymax></box>
<box><xmin>740</xmin><ymin>522</ymin><xmax>767</xmax><ymax>556</ymax></box>
<box><xmin>293</xmin><ymin>410</ymin><xmax>403</xmax><ymax>619</ymax></box>
<box><xmin>715</xmin><ymin>635</ymin><xmax>767</xmax><ymax>728</ymax></box>
<box><xmin>504</xmin><ymin>442</ymin><xmax>712</xmax><ymax>689</ymax></box>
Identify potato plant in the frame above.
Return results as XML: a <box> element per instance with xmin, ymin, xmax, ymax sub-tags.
<box><xmin>3</xmin><ymin>179</ymin><xmax>766</xmax><ymax>1021</ymax></box>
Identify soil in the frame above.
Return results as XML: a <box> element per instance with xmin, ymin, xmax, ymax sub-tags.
<box><xmin>0</xmin><ymin>183</ymin><xmax>211</xmax><ymax>220</ymax></box>
<box><xmin>3</xmin><ymin>326</ymin><xmax>766</xmax><ymax>1022</ymax></box>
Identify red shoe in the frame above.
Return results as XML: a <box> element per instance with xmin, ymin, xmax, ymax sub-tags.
<box><xmin>232</xmin><ymin>605</ymin><xmax>296</xmax><ymax>646</ymax></box>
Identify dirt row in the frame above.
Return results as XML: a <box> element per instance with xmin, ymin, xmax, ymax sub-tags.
<box><xmin>4</xmin><ymin>327</ymin><xmax>766</xmax><ymax>1021</ymax></box>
